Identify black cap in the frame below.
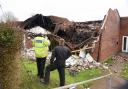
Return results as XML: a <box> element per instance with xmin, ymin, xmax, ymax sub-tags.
<box><xmin>37</xmin><ymin>33</ymin><xmax>42</xmax><ymax>37</ymax></box>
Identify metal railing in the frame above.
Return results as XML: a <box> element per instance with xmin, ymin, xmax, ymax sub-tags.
<box><xmin>53</xmin><ymin>69</ymin><xmax>112</xmax><ymax>89</ymax></box>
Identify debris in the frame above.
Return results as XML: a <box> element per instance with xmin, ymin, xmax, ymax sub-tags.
<box><xmin>79</xmin><ymin>50</ymin><xmax>86</xmax><ymax>58</ymax></box>
<box><xmin>23</xmin><ymin>48</ymin><xmax>36</xmax><ymax>61</ymax></box>
<box><xmin>69</xmin><ymin>86</ymin><xmax>77</xmax><ymax>89</ymax></box>
<box><xmin>86</xmin><ymin>53</ymin><xmax>94</xmax><ymax>62</ymax></box>
<box><xmin>112</xmin><ymin>55</ymin><xmax>127</xmax><ymax>61</ymax></box>
<box><xmin>66</xmin><ymin>53</ymin><xmax>102</xmax><ymax>73</ymax></box>
<box><xmin>102</xmin><ymin>65</ymin><xmax>109</xmax><ymax>70</ymax></box>
<box><xmin>22</xmin><ymin>14</ymin><xmax>102</xmax><ymax>50</ymax></box>
<box><xmin>66</xmin><ymin>56</ymin><xmax>78</xmax><ymax>67</ymax></box>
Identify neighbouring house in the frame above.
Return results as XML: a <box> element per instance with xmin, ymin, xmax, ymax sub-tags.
<box><xmin>91</xmin><ymin>8</ymin><xmax>128</xmax><ymax>62</ymax></box>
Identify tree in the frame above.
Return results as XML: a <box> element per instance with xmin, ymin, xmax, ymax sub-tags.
<box><xmin>1</xmin><ymin>11</ymin><xmax>18</xmax><ymax>22</ymax></box>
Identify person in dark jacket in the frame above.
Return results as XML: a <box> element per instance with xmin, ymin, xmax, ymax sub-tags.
<box><xmin>43</xmin><ymin>39</ymin><xmax>71</xmax><ymax>86</ymax></box>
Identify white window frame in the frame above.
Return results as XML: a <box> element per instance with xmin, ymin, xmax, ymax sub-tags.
<box><xmin>122</xmin><ymin>36</ymin><xmax>128</xmax><ymax>52</ymax></box>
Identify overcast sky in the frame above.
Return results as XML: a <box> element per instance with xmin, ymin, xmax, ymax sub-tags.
<box><xmin>0</xmin><ymin>0</ymin><xmax>128</xmax><ymax>21</ymax></box>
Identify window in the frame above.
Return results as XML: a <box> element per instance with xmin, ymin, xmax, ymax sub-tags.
<box><xmin>122</xmin><ymin>36</ymin><xmax>128</xmax><ymax>52</ymax></box>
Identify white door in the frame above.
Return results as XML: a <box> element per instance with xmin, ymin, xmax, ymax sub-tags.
<box><xmin>122</xmin><ymin>36</ymin><xmax>128</xmax><ymax>52</ymax></box>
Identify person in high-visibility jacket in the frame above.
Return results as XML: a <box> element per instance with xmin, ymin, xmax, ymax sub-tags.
<box><xmin>32</xmin><ymin>34</ymin><xmax>50</xmax><ymax>81</ymax></box>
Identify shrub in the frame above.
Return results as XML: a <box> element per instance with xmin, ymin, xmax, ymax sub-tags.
<box><xmin>0</xmin><ymin>24</ymin><xmax>23</xmax><ymax>89</ymax></box>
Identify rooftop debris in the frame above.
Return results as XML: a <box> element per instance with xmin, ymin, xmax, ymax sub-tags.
<box><xmin>21</xmin><ymin>14</ymin><xmax>102</xmax><ymax>50</ymax></box>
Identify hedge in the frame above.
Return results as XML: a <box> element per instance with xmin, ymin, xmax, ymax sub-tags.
<box><xmin>0</xmin><ymin>24</ymin><xmax>23</xmax><ymax>89</ymax></box>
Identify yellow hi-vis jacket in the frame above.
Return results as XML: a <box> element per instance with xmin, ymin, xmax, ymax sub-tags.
<box><xmin>32</xmin><ymin>36</ymin><xmax>50</xmax><ymax>58</ymax></box>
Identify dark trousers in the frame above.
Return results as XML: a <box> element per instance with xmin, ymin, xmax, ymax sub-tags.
<box><xmin>36</xmin><ymin>57</ymin><xmax>46</xmax><ymax>78</ymax></box>
<box><xmin>44</xmin><ymin>63</ymin><xmax>65</xmax><ymax>86</ymax></box>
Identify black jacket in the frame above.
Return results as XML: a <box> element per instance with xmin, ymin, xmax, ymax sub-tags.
<box><xmin>50</xmin><ymin>45</ymin><xmax>71</xmax><ymax>66</ymax></box>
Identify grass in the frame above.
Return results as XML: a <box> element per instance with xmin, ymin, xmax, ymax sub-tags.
<box><xmin>20</xmin><ymin>59</ymin><xmax>102</xmax><ymax>89</ymax></box>
<box><xmin>104</xmin><ymin>57</ymin><xmax>113</xmax><ymax>65</ymax></box>
<box><xmin>121</xmin><ymin>62</ymin><xmax>128</xmax><ymax>79</ymax></box>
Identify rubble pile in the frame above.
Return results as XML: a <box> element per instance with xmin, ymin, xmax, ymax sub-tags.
<box><xmin>22</xmin><ymin>48</ymin><xmax>36</xmax><ymax>61</ymax></box>
<box><xmin>24</xmin><ymin>49</ymin><xmax>109</xmax><ymax>76</ymax></box>
<box><xmin>66</xmin><ymin>54</ymin><xmax>101</xmax><ymax>73</ymax></box>
<box><xmin>21</xmin><ymin>14</ymin><xmax>102</xmax><ymax>50</ymax></box>
<box><xmin>112</xmin><ymin>55</ymin><xmax>128</xmax><ymax>61</ymax></box>
<box><xmin>49</xmin><ymin>20</ymin><xmax>102</xmax><ymax>50</ymax></box>
<box><xmin>25</xmin><ymin>49</ymin><xmax>102</xmax><ymax>72</ymax></box>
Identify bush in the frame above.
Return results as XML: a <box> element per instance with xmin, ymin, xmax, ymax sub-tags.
<box><xmin>0</xmin><ymin>25</ymin><xmax>23</xmax><ymax>89</ymax></box>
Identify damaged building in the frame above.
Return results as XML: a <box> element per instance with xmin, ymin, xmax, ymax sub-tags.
<box><xmin>20</xmin><ymin>8</ymin><xmax>128</xmax><ymax>62</ymax></box>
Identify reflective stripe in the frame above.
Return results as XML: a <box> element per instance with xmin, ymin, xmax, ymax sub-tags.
<box><xmin>35</xmin><ymin>40</ymin><xmax>43</xmax><ymax>43</ymax></box>
<box><xmin>35</xmin><ymin>45</ymin><xmax>47</xmax><ymax>48</ymax></box>
<box><xmin>33</xmin><ymin>36</ymin><xmax>49</xmax><ymax>58</ymax></box>
<box><xmin>35</xmin><ymin>39</ymin><xmax>45</xmax><ymax>48</ymax></box>
<box><xmin>35</xmin><ymin>46</ymin><xmax>45</xmax><ymax>48</ymax></box>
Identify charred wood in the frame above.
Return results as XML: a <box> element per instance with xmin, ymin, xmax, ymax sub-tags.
<box><xmin>21</xmin><ymin>14</ymin><xmax>102</xmax><ymax>50</ymax></box>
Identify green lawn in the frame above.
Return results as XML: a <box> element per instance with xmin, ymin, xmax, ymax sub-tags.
<box><xmin>104</xmin><ymin>57</ymin><xmax>113</xmax><ymax>65</ymax></box>
<box><xmin>122</xmin><ymin>62</ymin><xmax>128</xmax><ymax>79</ymax></box>
<box><xmin>20</xmin><ymin>59</ymin><xmax>102</xmax><ymax>89</ymax></box>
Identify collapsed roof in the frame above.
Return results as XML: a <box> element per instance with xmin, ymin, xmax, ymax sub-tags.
<box><xmin>21</xmin><ymin>14</ymin><xmax>102</xmax><ymax>50</ymax></box>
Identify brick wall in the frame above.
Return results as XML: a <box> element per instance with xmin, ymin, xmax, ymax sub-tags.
<box><xmin>99</xmin><ymin>9</ymin><xmax>120</xmax><ymax>62</ymax></box>
<box><xmin>91</xmin><ymin>41</ymin><xmax>100</xmax><ymax>61</ymax></box>
<box><xmin>119</xmin><ymin>17</ymin><xmax>128</xmax><ymax>50</ymax></box>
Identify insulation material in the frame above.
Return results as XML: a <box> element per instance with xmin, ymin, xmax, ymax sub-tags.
<box><xmin>66</xmin><ymin>56</ymin><xmax>78</xmax><ymax>67</ymax></box>
<box><xmin>79</xmin><ymin>50</ymin><xmax>86</xmax><ymax>58</ymax></box>
<box><xmin>86</xmin><ymin>53</ymin><xmax>94</xmax><ymax>62</ymax></box>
